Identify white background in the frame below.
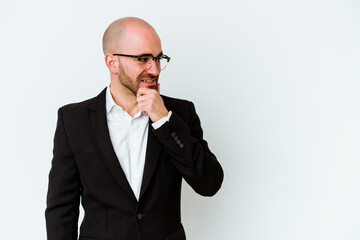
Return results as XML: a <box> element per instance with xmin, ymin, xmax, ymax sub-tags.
<box><xmin>1</xmin><ymin>0</ymin><xmax>360</xmax><ymax>239</ymax></box>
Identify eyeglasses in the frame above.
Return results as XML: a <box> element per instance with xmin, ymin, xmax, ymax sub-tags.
<box><xmin>113</xmin><ymin>53</ymin><xmax>171</xmax><ymax>71</ymax></box>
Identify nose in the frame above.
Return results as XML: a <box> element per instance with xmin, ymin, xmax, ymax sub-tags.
<box><xmin>146</xmin><ymin>60</ymin><xmax>160</xmax><ymax>76</ymax></box>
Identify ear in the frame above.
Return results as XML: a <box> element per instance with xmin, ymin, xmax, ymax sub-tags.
<box><xmin>105</xmin><ymin>54</ymin><xmax>118</xmax><ymax>74</ymax></box>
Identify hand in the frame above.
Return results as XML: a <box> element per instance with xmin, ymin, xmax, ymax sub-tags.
<box><xmin>137</xmin><ymin>84</ymin><xmax>168</xmax><ymax>122</ymax></box>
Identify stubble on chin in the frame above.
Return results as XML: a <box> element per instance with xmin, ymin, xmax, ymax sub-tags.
<box><xmin>118</xmin><ymin>67</ymin><xmax>159</xmax><ymax>95</ymax></box>
<box><xmin>130</xmin><ymin>80</ymin><xmax>158</xmax><ymax>96</ymax></box>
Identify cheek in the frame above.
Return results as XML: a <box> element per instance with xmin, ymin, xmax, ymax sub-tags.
<box><xmin>124</xmin><ymin>65</ymin><xmax>144</xmax><ymax>81</ymax></box>
<box><xmin>137</xmin><ymin>70</ymin><xmax>150</xmax><ymax>80</ymax></box>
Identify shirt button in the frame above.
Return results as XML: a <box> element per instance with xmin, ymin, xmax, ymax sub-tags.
<box><xmin>137</xmin><ymin>213</ymin><xmax>143</xmax><ymax>220</ymax></box>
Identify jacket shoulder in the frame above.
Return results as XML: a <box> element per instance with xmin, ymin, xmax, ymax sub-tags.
<box><xmin>161</xmin><ymin>95</ymin><xmax>192</xmax><ymax>109</ymax></box>
<box><xmin>60</xmin><ymin>97</ymin><xmax>95</xmax><ymax>112</ymax></box>
<box><xmin>59</xmin><ymin>88</ymin><xmax>107</xmax><ymax>116</ymax></box>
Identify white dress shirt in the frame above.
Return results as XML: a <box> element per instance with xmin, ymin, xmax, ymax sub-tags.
<box><xmin>106</xmin><ymin>86</ymin><xmax>171</xmax><ymax>200</ymax></box>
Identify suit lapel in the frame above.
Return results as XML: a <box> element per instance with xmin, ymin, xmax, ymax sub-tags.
<box><xmin>139</xmin><ymin>97</ymin><xmax>172</xmax><ymax>200</ymax></box>
<box><xmin>86</xmin><ymin>88</ymin><xmax>137</xmax><ymax>202</ymax></box>
<box><xmin>139</xmin><ymin>122</ymin><xmax>163</xmax><ymax>200</ymax></box>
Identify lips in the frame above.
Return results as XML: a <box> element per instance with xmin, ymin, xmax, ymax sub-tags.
<box><xmin>140</xmin><ymin>79</ymin><xmax>157</xmax><ymax>85</ymax></box>
<box><xmin>139</xmin><ymin>78</ymin><xmax>157</xmax><ymax>89</ymax></box>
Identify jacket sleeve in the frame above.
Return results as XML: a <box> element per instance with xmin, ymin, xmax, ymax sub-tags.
<box><xmin>153</xmin><ymin>101</ymin><xmax>224</xmax><ymax>196</ymax></box>
<box><xmin>45</xmin><ymin>108</ymin><xmax>81</xmax><ymax>240</ymax></box>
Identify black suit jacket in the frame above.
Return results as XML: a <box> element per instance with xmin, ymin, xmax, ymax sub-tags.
<box><xmin>45</xmin><ymin>87</ymin><xmax>224</xmax><ymax>240</ymax></box>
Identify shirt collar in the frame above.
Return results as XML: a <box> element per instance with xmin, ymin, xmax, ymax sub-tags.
<box><xmin>106</xmin><ymin>85</ymin><xmax>144</xmax><ymax>119</ymax></box>
<box><xmin>106</xmin><ymin>85</ymin><xmax>121</xmax><ymax>114</ymax></box>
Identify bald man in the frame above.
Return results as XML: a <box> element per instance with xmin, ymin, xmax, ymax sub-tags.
<box><xmin>45</xmin><ymin>17</ymin><xmax>223</xmax><ymax>240</ymax></box>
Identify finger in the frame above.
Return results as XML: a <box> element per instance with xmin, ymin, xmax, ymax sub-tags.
<box><xmin>137</xmin><ymin>93</ymin><xmax>155</xmax><ymax>103</ymax></box>
<box><xmin>137</xmin><ymin>87</ymin><xmax>147</xmax><ymax>97</ymax></box>
<box><xmin>137</xmin><ymin>87</ymin><xmax>155</xmax><ymax>97</ymax></box>
<box><xmin>138</xmin><ymin>87</ymin><xmax>156</xmax><ymax>94</ymax></box>
<box><xmin>137</xmin><ymin>102</ymin><xmax>147</xmax><ymax>113</ymax></box>
<box><xmin>137</xmin><ymin>101</ymin><xmax>150</xmax><ymax>115</ymax></box>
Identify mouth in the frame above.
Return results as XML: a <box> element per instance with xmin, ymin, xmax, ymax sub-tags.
<box><xmin>141</xmin><ymin>79</ymin><xmax>155</xmax><ymax>83</ymax></box>
<box><xmin>139</xmin><ymin>78</ymin><xmax>158</xmax><ymax>90</ymax></box>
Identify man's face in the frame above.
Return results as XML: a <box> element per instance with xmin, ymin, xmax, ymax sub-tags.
<box><xmin>115</xmin><ymin>27</ymin><xmax>162</xmax><ymax>95</ymax></box>
<box><xmin>116</xmin><ymin>58</ymin><xmax>159</xmax><ymax>95</ymax></box>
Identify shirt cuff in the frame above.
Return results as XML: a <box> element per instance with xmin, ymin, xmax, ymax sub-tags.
<box><xmin>151</xmin><ymin>111</ymin><xmax>172</xmax><ymax>130</ymax></box>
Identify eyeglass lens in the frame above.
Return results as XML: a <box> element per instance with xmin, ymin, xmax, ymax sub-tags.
<box><xmin>141</xmin><ymin>56</ymin><xmax>168</xmax><ymax>70</ymax></box>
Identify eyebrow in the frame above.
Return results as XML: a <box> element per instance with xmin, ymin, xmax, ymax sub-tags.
<box><xmin>139</xmin><ymin>51</ymin><xmax>163</xmax><ymax>58</ymax></box>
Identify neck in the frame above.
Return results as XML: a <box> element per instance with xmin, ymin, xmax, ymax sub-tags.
<box><xmin>109</xmin><ymin>83</ymin><xmax>139</xmax><ymax>117</ymax></box>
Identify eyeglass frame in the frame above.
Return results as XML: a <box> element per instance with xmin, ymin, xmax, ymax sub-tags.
<box><xmin>113</xmin><ymin>53</ymin><xmax>171</xmax><ymax>70</ymax></box>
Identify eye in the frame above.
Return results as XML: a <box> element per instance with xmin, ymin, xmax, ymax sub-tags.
<box><xmin>138</xmin><ymin>56</ymin><xmax>151</xmax><ymax>63</ymax></box>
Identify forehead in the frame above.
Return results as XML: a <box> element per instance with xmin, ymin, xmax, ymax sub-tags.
<box><xmin>119</xmin><ymin>26</ymin><xmax>162</xmax><ymax>55</ymax></box>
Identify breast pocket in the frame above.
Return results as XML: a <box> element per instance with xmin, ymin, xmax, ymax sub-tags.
<box><xmin>165</xmin><ymin>223</ymin><xmax>186</xmax><ymax>240</ymax></box>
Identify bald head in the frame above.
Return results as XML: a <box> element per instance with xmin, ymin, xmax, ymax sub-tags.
<box><xmin>102</xmin><ymin>17</ymin><xmax>160</xmax><ymax>55</ymax></box>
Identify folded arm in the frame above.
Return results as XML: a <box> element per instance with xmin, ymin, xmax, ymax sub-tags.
<box><xmin>153</xmin><ymin>101</ymin><xmax>224</xmax><ymax>196</ymax></box>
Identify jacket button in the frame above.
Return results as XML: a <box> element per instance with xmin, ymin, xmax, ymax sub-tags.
<box><xmin>174</xmin><ymin>135</ymin><xmax>178</xmax><ymax>141</ymax></box>
<box><xmin>179</xmin><ymin>143</ymin><xmax>184</xmax><ymax>148</ymax></box>
<box><xmin>137</xmin><ymin>213</ymin><xmax>143</xmax><ymax>220</ymax></box>
<box><xmin>171</xmin><ymin>132</ymin><xmax>176</xmax><ymax>137</ymax></box>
